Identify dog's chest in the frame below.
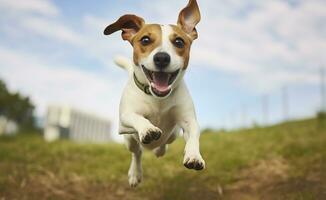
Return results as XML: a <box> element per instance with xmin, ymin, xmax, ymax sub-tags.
<box><xmin>145</xmin><ymin>101</ymin><xmax>176</xmax><ymax>129</ymax></box>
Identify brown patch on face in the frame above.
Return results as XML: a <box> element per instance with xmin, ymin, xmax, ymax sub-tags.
<box><xmin>131</xmin><ymin>24</ymin><xmax>162</xmax><ymax>66</ymax></box>
<box><xmin>169</xmin><ymin>25</ymin><xmax>193</xmax><ymax>69</ymax></box>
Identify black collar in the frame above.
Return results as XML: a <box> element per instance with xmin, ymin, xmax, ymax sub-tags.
<box><xmin>133</xmin><ymin>73</ymin><xmax>152</xmax><ymax>96</ymax></box>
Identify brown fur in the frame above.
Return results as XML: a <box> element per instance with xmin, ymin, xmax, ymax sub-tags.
<box><xmin>131</xmin><ymin>24</ymin><xmax>162</xmax><ymax>66</ymax></box>
<box><xmin>177</xmin><ymin>0</ymin><xmax>201</xmax><ymax>40</ymax></box>
<box><xmin>169</xmin><ymin>25</ymin><xmax>193</xmax><ymax>69</ymax></box>
<box><xmin>104</xmin><ymin>15</ymin><xmax>145</xmax><ymax>42</ymax></box>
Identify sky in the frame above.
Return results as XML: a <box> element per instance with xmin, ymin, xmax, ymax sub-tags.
<box><xmin>0</xmin><ymin>0</ymin><xmax>325</xmax><ymax>140</ymax></box>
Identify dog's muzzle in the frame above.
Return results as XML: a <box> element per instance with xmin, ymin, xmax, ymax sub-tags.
<box><xmin>141</xmin><ymin>65</ymin><xmax>180</xmax><ymax>97</ymax></box>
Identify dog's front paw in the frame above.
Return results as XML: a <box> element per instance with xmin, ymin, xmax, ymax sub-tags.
<box><xmin>140</xmin><ymin>126</ymin><xmax>162</xmax><ymax>144</ymax></box>
<box><xmin>183</xmin><ymin>154</ymin><xmax>205</xmax><ymax>170</ymax></box>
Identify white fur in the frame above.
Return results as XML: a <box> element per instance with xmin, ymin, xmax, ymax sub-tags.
<box><xmin>117</xmin><ymin>25</ymin><xmax>205</xmax><ymax>187</ymax></box>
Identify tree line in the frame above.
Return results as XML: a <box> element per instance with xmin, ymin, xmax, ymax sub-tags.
<box><xmin>0</xmin><ymin>79</ymin><xmax>35</xmax><ymax>131</ymax></box>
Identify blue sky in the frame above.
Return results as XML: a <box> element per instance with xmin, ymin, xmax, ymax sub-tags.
<box><xmin>0</xmin><ymin>0</ymin><xmax>325</xmax><ymax>139</ymax></box>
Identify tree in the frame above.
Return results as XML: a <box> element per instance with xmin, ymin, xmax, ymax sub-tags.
<box><xmin>0</xmin><ymin>79</ymin><xmax>36</xmax><ymax>131</ymax></box>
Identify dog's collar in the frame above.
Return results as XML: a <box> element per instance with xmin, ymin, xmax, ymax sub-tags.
<box><xmin>133</xmin><ymin>73</ymin><xmax>152</xmax><ymax>96</ymax></box>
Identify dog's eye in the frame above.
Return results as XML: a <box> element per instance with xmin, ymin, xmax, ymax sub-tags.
<box><xmin>173</xmin><ymin>37</ymin><xmax>185</xmax><ymax>48</ymax></box>
<box><xmin>140</xmin><ymin>36</ymin><xmax>151</xmax><ymax>46</ymax></box>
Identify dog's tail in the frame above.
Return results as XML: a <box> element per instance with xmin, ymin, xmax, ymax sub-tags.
<box><xmin>114</xmin><ymin>56</ymin><xmax>133</xmax><ymax>75</ymax></box>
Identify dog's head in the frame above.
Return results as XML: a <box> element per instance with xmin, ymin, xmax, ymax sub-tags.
<box><xmin>104</xmin><ymin>0</ymin><xmax>200</xmax><ymax>98</ymax></box>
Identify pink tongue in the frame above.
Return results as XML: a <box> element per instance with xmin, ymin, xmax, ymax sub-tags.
<box><xmin>152</xmin><ymin>72</ymin><xmax>169</xmax><ymax>92</ymax></box>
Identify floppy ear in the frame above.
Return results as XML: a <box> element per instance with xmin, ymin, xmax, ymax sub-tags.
<box><xmin>177</xmin><ymin>0</ymin><xmax>201</xmax><ymax>40</ymax></box>
<box><xmin>104</xmin><ymin>14</ymin><xmax>145</xmax><ymax>42</ymax></box>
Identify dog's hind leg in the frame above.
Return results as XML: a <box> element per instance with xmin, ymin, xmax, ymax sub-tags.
<box><xmin>166</xmin><ymin>126</ymin><xmax>180</xmax><ymax>144</ymax></box>
<box><xmin>124</xmin><ymin>135</ymin><xmax>142</xmax><ymax>187</ymax></box>
<box><xmin>153</xmin><ymin>145</ymin><xmax>167</xmax><ymax>157</ymax></box>
<box><xmin>153</xmin><ymin>127</ymin><xmax>179</xmax><ymax>157</ymax></box>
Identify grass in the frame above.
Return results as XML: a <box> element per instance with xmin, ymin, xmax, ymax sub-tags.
<box><xmin>0</xmin><ymin>118</ymin><xmax>325</xmax><ymax>200</ymax></box>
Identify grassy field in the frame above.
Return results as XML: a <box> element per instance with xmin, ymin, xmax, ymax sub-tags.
<box><xmin>0</xmin><ymin>118</ymin><xmax>325</xmax><ymax>200</ymax></box>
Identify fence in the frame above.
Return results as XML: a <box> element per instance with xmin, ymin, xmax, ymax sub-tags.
<box><xmin>44</xmin><ymin>105</ymin><xmax>111</xmax><ymax>143</ymax></box>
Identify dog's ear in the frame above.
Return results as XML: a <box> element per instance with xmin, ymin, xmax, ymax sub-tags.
<box><xmin>104</xmin><ymin>14</ymin><xmax>145</xmax><ymax>42</ymax></box>
<box><xmin>177</xmin><ymin>0</ymin><xmax>201</xmax><ymax>40</ymax></box>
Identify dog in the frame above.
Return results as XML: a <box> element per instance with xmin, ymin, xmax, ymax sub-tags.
<box><xmin>104</xmin><ymin>0</ymin><xmax>205</xmax><ymax>187</ymax></box>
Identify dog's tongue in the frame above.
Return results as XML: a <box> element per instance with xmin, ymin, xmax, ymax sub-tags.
<box><xmin>152</xmin><ymin>72</ymin><xmax>170</xmax><ymax>92</ymax></box>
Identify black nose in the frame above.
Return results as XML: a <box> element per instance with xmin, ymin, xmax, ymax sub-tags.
<box><xmin>154</xmin><ymin>52</ymin><xmax>170</xmax><ymax>69</ymax></box>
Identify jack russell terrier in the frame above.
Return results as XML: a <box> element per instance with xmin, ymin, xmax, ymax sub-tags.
<box><xmin>104</xmin><ymin>0</ymin><xmax>205</xmax><ymax>187</ymax></box>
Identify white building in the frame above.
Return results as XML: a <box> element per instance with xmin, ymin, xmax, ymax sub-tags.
<box><xmin>44</xmin><ymin>105</ymin><xmax>111</xmax><ymax>143</ymax></box>
<box><xmin>0</xmin><ymin>116</ymin><xmax>18</xmax><ymax>136</ymax></box>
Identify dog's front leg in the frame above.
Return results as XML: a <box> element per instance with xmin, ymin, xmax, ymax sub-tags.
<box><xmin>180</xmin><ymin>118</ymin><xmax>205</xmax><ymax>170</ymax></box>
<box><xmin>121</xmin><ymin>113</ymin><xmax>162</xmax><ymax>144</ymax></box>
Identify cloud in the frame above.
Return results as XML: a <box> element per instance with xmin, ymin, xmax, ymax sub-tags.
<box><xmin>0</xmin><ymin>0</ymin><xmax>84</xmax><ymax>46</ymax></box>
<box><xmin>82</xmin><ymin>14</ymin><xmax>132</xmax><ymax>66</ymax></box>
<box><xmin>0</xmin><ymin>46</ymin><xmax>124</xmax><ymax>140</ymax></box>
<box><xmin>195</xmin><ymin>0</ymin><xmax>325</xmax><ymax>92</ymax></box>
<box><xmin>0</xmin><ymin>0</ymin><xmax>58</xmax><ymax>16</ymax></box>
<box><xmin>0</xmin><ymin>47</ymin><xmax>115</xmax><ymax>116</ymax></box>
<box><xmin>0</xmin><ymin>1</ymin><xmax>127</xmax><ymax>138</ymax></box>
<box><xmin>0</xmin><ymin>0</ymin><xmax>126</xmax><ymax>138</ymax></box>
<box><xmin>136</xmin><ymin>0</ymin><xmax>326</xmax><ymax>92</ymax></box>
<box><xmin>10</xmin><ymin>0</ymin><xmax>322</xmax><ymax>93</ymax></box>
<box><xmin>20</xmin><ymin>17</ymin><xmax>85</xmax><ymax>46</ymax></box>
<box><xmin>0</xmin><ymin>0</ymin><xmax>129</xmax><ymax>71</ymax></box>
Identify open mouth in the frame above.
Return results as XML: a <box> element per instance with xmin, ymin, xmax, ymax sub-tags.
<box><xmin>141</xmin><ymin>65</ymin><xmax>180</xmax><ymax>97</ymax></box>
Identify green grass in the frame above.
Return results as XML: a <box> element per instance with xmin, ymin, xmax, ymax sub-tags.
<box><xmin>0</xmin><ymin>118</ymin><xmax>325</xmax><ymax>200</ymax></box>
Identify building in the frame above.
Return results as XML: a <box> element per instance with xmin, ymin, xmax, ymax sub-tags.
<box><xmin>0</xmin><ymin>116</ymin><xmax>18</xmax><ymax>136</ymax></box>
<box><xmin>44</xmin><ymin>105</ymin><xmax>111</xmax><ymax>143</ymax></box>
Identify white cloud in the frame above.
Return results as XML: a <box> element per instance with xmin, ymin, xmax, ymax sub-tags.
<box><xmin>137</xmin><ymin>0</ymin><xmax>326</xmax><ymax>92</ymax></box>
<box><xmin>0</xmin><ymin>47</ymin><xmax>123</xmax><ymax>141</ymax></box>
<box><xmin>0</xmin><ymin>47</ymin><xmax>116</xmax><ymax>116</ymax></box>
<box><xmin>0</xmin><ymin>0</ymin><xmax>58</xmax><ymax>16</ymax></box>
<box><xmin>0</xmin><ymin>1</ymin><xmax>128</xmax><ymax>140</ymax></box>
<box><xmin>19</xmin><ymin>17</ymin><xmax>85</xmax><ymax>46</ymax></box>
<box><xmin>82</xmin><ymin>14</ymin><xmax>132</xmax><ymax>67</ymax></box>
<box><xmin>0</xmin><ymin>0</ymin><xmax>129</xmax><ymax>69</ymax></box>
<box><xmin>0</xmin><ymin>0</ymin><xmax>84</xmax><ymax>46</ymax></box>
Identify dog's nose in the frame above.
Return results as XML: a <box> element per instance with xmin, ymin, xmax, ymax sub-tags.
<box><xmin>154</xmin><ymin>52</ymin><xmax>170</xmax><ymax>69</ymax></box>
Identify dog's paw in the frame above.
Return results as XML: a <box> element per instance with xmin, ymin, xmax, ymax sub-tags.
<box><xmin>128</xmin><ymin>169</ymin><xmax>142</xmax><ymax>187</ymax></box>
<box><xmin>128</xmin><ymin>174</ymin><xmax>142</xmax><ymax>187</ymax></box>
<box><xmin>140</xmin><ymin>126</ymin><xmax>162</xmax><ymax>144</ymax></box>
<box><xmin>183</xmin><ymin>154</ymin><xmax>205</xmax><ymax>170</ymax></box>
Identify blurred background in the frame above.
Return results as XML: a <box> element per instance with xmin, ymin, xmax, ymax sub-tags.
<box><xmin>0</xmin><ymin>0</ymin><xmax>325</xmax><ymax>199</ymax></box>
